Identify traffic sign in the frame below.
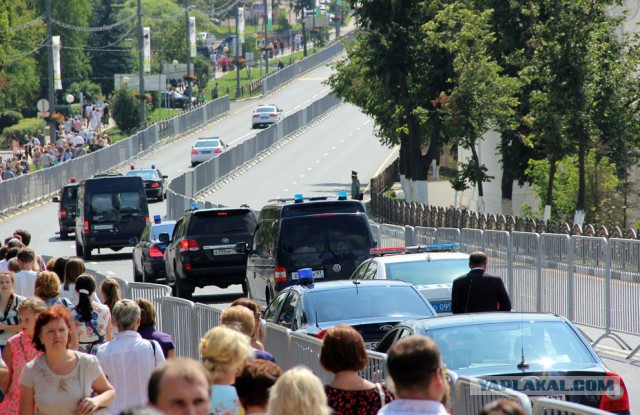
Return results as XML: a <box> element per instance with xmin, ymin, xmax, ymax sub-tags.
<box><xmin>37</xmin><ymin>99</ymin><xmax>49</xmax><ymax>113</ymax></box>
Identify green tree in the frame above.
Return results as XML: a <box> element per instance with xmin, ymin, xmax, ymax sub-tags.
<box><xmin>424</xmin><ymin>3</ymin><xmax>519</xmax><ymax>213</ymax></box>
<box><xmin>327</xmin><ymin>0</ymin><xmax>454</xmax><ymax>204</ymax></box>
<box><xmin>87</xmin><ymin>0</ymin><xmax>135</xmax><ymax>97</ymax></box>
<box><xmin>525</xmin><ymin>150</ymin><xmax>623</xmax><ymax>227</ymax></box>
<box><xmin>111</xmin><ymin>87</ymin><xmax>138</xmax><ymax>133</ymax></box>
<box><xmin>68</xmin><ymin>80</ymin><xmax>103</xmax><ymax>102</ymax></box>
<box><xmin>193</xmin><ymin>55</ymin><xmax>210</xmax><ymax>92</ymax></box>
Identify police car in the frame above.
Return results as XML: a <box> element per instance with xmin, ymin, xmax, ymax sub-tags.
<box><xmin>349</xmin><ymin>244</ymin><xmax>469</xmax><ymax>314</ymax></box>
<box><xmin>251</xmin><ymin>104</ymin><xmax>283</xmax><ymax>128</ymax></box>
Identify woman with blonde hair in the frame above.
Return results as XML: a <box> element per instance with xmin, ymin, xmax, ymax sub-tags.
<box><xmin>221</xmin><ymin>306</ymin><xmax>275</xmax><ymax>363</ymax></box>
<box><xmin>200</xmin><ymin>325</ymin><xmax>254</xmax><ymax>415</ymax></box>
<box><xmin>230</xmin><ymin>297</ymin><xmax>265</xmax><ymax>350</ymax></box>
<box><xmin>0</xmin><ymin>271</ymin><xmax>25</xmax><ymax>351</ymax></box>
<box><xmin>268</xmin><ymin>366</ymin><xmax>331</xmax><ymax>415</ymax></box>
<box><xmin>35</xmin><ymin>271</ymin><xmax>73</xmax><ymax>308</ymax></box>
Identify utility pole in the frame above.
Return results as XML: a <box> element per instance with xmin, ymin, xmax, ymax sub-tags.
<box><xmin>137</xmin><ymin>0</ymin><xmax>145</xmax><ymax>128</ymax></box>
<box><xmin>185</xmin><ymin>0</ymin><xmax>192</xmax><ymax>110</ymax></box>
<box><xmin>46</xmin><ymin>0</ymin><xmax>55</xmax><ymax>145</ymax></box>
<box><xmin>235</xmin><ymin>6</ymin><xmax>241</xmax><ymax>97</ymax></box>
<box><xmin>263</xmin><ymin>0</ymin><xmax>269</xmax><ymax>74</ymax></box>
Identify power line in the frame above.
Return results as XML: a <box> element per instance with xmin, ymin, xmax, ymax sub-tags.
<box><xmin>142</xmin><ymin>7</ymin><xmax>193</xmax><ymax>22</ymax></box>
<box><xmin>0</xmin><ymin>15</ymin><xmax>45</xmax><ymax>33</ymax></box>
<box><xmin>3</xmin><ymin>39</ymin><xmax>48</xmax><ymax>63</ymax></box>
<box><xmin>51</xmin><ymin>14</ymin><xmax>136</xmax><ymax>32</ymax></box>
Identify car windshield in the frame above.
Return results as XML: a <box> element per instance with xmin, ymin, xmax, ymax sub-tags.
<box><xmin>385</xmin><ymin>258</ymin><xmax>470</xmax><ymax>285</ymax></box>
<box><xmin>256</xmin><ymin>107</ymin><xmax>275</xmax><ymax>113</ymax></box>
<box><xmin>195</xmin><ymin>140</ymin><xmax>220</xmax><ymax>148</ymax></box>
<box><xmin>61</xmin><ymin>186</ymin><xmax>78</xmax><ymax>204</ymax></box>
<box><xmin>280</xmin><ymin>216</ymin><xmax>372</xmax><ymax>254</ymax></box>
<box><xmin>127</xmin><ymin>170</ymin><xmax>158</xmax><ymax>180</ymax></box>
<box><xmin>309</xmin><ymin>285</ymin><xmax>432</xmax><ymax>322</ymax></box>
<box><xmin>429</xmin><ymin>321</ymin><xmax>596</xmax><ymax>371</ymax></box>
<box><xmin>151</xmin><ymin>223</ymin><xmax>176</xmax><ymax>240</ymax></box>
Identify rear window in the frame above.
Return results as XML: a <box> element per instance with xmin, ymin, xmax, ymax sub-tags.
<box><xmin>195</xmin><ymin>140</ymin><xmax>219</xmax><ymax>148</ymax></box>
<box><xmin>280</xmin><ymin>216</ymin><xmax>371</xmax><ymax>254</ymax></box>
<box><xmin>310</xmin><ymin>285</ymin><xmax>432</xmax><ymax>322</ymax></box>
<box><xmin>256</xmin><ymin>107</ymin><xmax>275</xmax><ymax>113</ymax></box>
<box><xmin>187</xmin><ymin>211</ymin><xmax>257</xmax><ymax>235</ymax></box>
<box><xmin>151</xmin><ymin>223</ymin><xmax>176</xmax><ymax>240</ymax></box>
<box><xmin>89</xmin><ymin>191</ymin><xmax>144</xmax><ymax>214</ymax></box>
<box><xmin>385</xmin><ymin>258</ymin><xmax>470</xmax><ymax>285</ymax></box>
<box><xmin>127</xmin><ymin>170</ymin><xmax>158</xmax><ymax>180</ymax></box>
<box><xmin>61</xmin><ymin>186</ymin><xmax>78</xmax><ymax>204</ymax></box>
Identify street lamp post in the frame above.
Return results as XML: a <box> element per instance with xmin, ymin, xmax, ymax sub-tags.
<box><xmin>235</xmin><ymin>5</ymin><xmax>241</xmax><ymax>98</ymax></box>
<box><xmin>172</xmin><ymin>60</ymin><xmax>178</xmax><ymax>109</ymax></box>
<box><xmin>123</xmin><ymin>76</ymin><xmax>130</xmax><ymax>90</ymax></box>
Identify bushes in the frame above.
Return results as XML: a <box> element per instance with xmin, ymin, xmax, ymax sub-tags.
<box><xmin>111</xmin><ymin>87</ymin><xmax>139</xmax><ymax>133</ymax></box>
<box><xmin>2</xmin><ymin>118</ymin><xmax>46</xmax><ymax>146</ymax></box>
<box><xmin>0</xmin><ymin>110</ymin><xmax>24</xmax><ymax>133</ymax></box>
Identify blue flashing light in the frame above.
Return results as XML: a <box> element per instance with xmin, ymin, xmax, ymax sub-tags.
<box><xmin>298</xmin><ymin>268</ymin><xmax>314</xmax><ymax>287</ymax></box>
<box><xmin>337</xmin><ymin>191</ymin><xmax>347</xmax><ymax>200</ymax></box>
<box><xmin>191</xmin><ymin>202</ymin><xmax>199</xmax><ymax>210</ymax></box>
<box><xmin>294</xmin><ymin>194</ymin><xmax>304</xmax><ymax>203</ymax></box>
<box><xmin>153</xmin><ymin>215</ymin><xmax>162</xmax><ymax>224</ymax></box>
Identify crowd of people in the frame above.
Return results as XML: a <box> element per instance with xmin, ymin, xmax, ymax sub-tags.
<box><xmin>0</xmin><ymin>228</ymin><xmax>525</xmax><ymax>415</ymax></box>
<box><xmin>1</xmin><ymin>99</ymin><xmax>112</xmax><ymax>182</ymax></box>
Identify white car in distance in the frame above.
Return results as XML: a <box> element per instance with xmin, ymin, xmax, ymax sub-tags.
<box><xmin>190</xmin><ymin>137</ymin><xmax>228</xmax><ymax>167</ymax></box>
<box><xmin>251</xmin><ymin>104</ymin><xmax>283</xmax><ymax>128</ymax></box>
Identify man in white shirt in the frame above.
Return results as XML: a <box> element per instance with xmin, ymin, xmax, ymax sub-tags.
<box><xmin>378</xmin><ymin>336</ymin><xmax>449</xmax><ymax>415</ymax></box>
<box><xmin>14</xmin><ymin>248</ymin><xmax>37</xmax><ymax>298</ymax></box>
<box><xmin>97</xmin><ymin>299</ymin><xmax>165</xmax><ymax>414</ymax></box>
<box><xmin>71</xmin><ymin>132</ymin><xmax>85</xmax><ymax>147</ymax></box>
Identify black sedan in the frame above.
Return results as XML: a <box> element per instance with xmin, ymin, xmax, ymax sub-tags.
<box><xmin>263</xmin><ymin>279</ymin><xmax>437</xmax><ymax>348</ymax></box>
<box><xmin>375</xmin><ymin>313</ymin><xmax>629</xmax><ymax>414</ymax></box>
<box><xmin>131</xmin><ymin>217</ymin><xmax>177</xmax><ymax>283</ymax></box>
<box><xmin>126</xmin><ymin>167</ymin><xmax>168</xmax><ymax>202</ymax></box>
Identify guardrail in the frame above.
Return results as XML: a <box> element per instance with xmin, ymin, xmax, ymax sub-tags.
<box><xmin>454</xmin><ymin>375</ymin><xmax>532</xmax><ymax>415</ymax></box>
<box><xmin>166</xmin><ymin>93</ymin><xmax>343</xmax><ymax>219</ymax></box>
<box><xmin>532</xmin><ymin>398</ymin><xmax>611</xmax><ymax>415</ymax></box>
<box><xmin>0</xmin><ymin>98</ymin><xmax>230</xmax><ymax>215</ymax></box>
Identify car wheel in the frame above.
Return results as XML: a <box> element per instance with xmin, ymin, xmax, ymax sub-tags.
<box><xmin>75</xmin><ymin>242</ymin><xmax>84</xmax><ymax>257</ymax></box>
<box><xmin>175</xmin><ymin>277</ymin><xmax>194</xmax><ymax>300</ymax></box>
<box><xmin>60</xmin><ymin>231</ymin><xmax>68</xmax><ymax>241</ymax></box>
<box><xmin>265</xmin><ymin>287</ymin><xmax>271</xmax><ymax>305</ymax></box>
<box><xmin>191</xmin><ymin>162</ymin><xmax>197</xmax><ymax>167</ymax></box>
<box><xmin>242</xmin><ymin>280</ymin><xmax>249</xmax><ymax>296</ymax></box>
<box><xmin>163</xmin><ymin>192</ymin><xmax>167</xmax><ymax>200</ymax></box>
<box><xmin>142</xmin><ymin>268</ymin><xmax>156</xmax><ymax>284</ymax></box>
<box><xmin>83</xmin><ymin>246</ymin><xmax>92</xmax><ymax>260</ymax></box>
<box><xmin>133</xmin><ymin>264</ymin><xmax>143</xmax><ymax>282</ymax></box>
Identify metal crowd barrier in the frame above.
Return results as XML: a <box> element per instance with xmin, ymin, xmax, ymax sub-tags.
<box><xmin>194</xmin><ymin>303</ymin><xmax>223</xmax><ymax>359</ymax></box>
<box><xmin>532</xmin><ymin>398</ymin><xmax>611</xmax><ymax>415</ymax></box>
<box><xmin>126</xmin><ymin>282</ymin><xmax>171</xmax><ymax>302</ymax></box>
<box><xmin>263</xmin><ymin>322</ymin><xmax>291</xmax><ymax>368</ymax></box>
<box><xmin>289</xmin><ymin>331</ymin><xmax>332</xmax><ymax>383</ymax></box>
<box><xmin>376</xmin><ymin>224</ymin><xmax>406</xmax><ymax>248</ymax></box>
<box><xmin>159</xmin><ymin>297</ymin><xmax>198</xmax><ymax>359</ymax></box>
<box><xmin>454</xmin><ymin>375</ymin><xmax>533</xmax><ymax>415</ymax></box>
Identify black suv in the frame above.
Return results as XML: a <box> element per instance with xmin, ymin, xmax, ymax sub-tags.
<box><xmin>161</xmin><ymin>207</ymin><xmax>258</xmax><ymax>299</ymax></box>
<box><xmin>53</xmin><ymin>180</ymin><xmax>80</xmax><ymax>240</ymax></box>
<box><xmin>237</xmin><ymin>197</ymin><xmax>375</xmax><ymax>307</ymax></box>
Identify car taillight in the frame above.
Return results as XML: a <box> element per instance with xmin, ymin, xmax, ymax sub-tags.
<box><xmin>316</xmin><ymin>329</ymin><xmax>328</xmax><ymax>339</ymax></box>
<box><xmin>60</xmin><ymin>208</ymin><xmax>67</xmax><ymax>219</ymax></box>
<box><xmin>214</xmin><ymin>148</ymin><xmax>222</xmax><ymax>153</ymax></box>
<box><xmin>191</xmin><ymin>149</ymin><xmax>199</xmax><ymax>154</ymax></box>
<box><xmin>180</xmin><ymin>238</ymin><xmax>200</xmax><ymax>252</ymax></box>
<box><xmin>84</xmin><ymin>220</ymin><xmax>90</xmax><ymax>234</ymax></box>
<box><xmin>274</xmin><ymin>266</ymin><xmax>287</xmax><ymax>283</ymax></box>
<box><xmin>146</xmin><ymin>216</ymin><xmax>150</xmax><ymax>224</ymax></box>
<box><xmin>149</xmin><ymin>245</ymin><xmax>164</xmax><ymax>258</ymax></box>
<box><xmin>150</xmin><ymin>182</ymin><xmax>159</xmax><ymax>188</ymax></box>
<box><xmin>270</xmin><ymin>113</ymin><xmax>278</xmax><ymax>117</ymax></box>
<box><xmin>600</xmin><ymin>372</ymin><xmax>629</xmax><ymax>413</ymax></box>
<box><xmin>252</xmin><ymin>114</ymin><xmax>259</xmax><ymax>118</ymax></box>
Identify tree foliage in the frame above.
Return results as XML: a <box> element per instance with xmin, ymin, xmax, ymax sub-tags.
<box><xmin>111</xmin><ymin>87</ymin><xmax>139</xmax><ymax>133</ymax></box>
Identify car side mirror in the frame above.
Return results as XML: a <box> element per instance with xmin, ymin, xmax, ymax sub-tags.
<box><xmin>129</xmin><ymin>237</ymin><xmax>139</xmax><ymax>245</ymax></box>
<box><xmin>162</xmin><ymin>175</ymin><xmax>168</xmax><ymax>179</ymax></box>
<box><xmin>52</xmin><ymin>196</ymin><xmax>60</xmax><ymax>203</ymax></box>
<box><xmin>235</xmin><ymin>242</ymin><xmax>248</xmax><ymax>254</ymax></box>
<box><xmin>159</xmin><ymin>233</ymin><xmax>170</xmax><ymax>243</ymax></box>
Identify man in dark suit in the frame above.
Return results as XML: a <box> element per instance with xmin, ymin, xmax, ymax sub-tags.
<box><xmin>451</xmin><ymin>251</ymin><xmax>512</xmax><ymax>314</ymax></box>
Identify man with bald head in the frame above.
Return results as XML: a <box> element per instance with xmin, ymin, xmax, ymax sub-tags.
<box><xmin>148</xmin><ymin>357</ymin><xmax>211</xmax><ymax>415</ymax></box>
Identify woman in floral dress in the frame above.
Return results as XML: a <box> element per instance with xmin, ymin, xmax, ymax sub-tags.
<box><xmin>71</xmin><ymin>275</ymin><xmax>111</xmax><ymax>354</ymax></box>
<box><xmin>0</xmin><ymin>297</ymin><xmax>47</xmax><ymax>413</ymax></box>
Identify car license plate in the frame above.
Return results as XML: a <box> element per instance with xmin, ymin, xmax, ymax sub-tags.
<box><xmin>93</xmin><ymin>224</ymin><xmax>113</xmax><ymax>230</ymax></box>
<box><xmin>201</xmin><ymin>150</ymin><xmax>211</xmax><ymax>154</ymax></box>
<box><xmin>365</xmin><ymin>342</ymin><xmax>378</xmax><ymax>350</ymax></box>
<box><xmin>431</xmin><ymin>301</ymin><xmax>452</xmax><ymax>313</ymax></box>
<box><xmin>213</xmin><ymin>248</ymin><xmax>235</xmax><ymax>255</ymax></box>
<box><xmin>291</xmin><ymin>270</ymin><xmax>325</xmax><ymax>280</ymax></box>
<box><xmin>531</xmin><ymin>395</ymin><xmax>565</xmax><ymax>402</ymax></box>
